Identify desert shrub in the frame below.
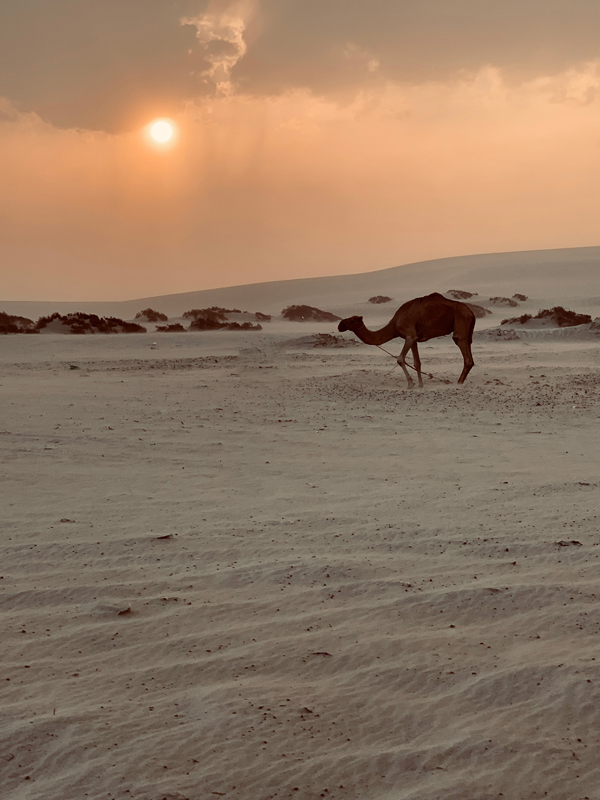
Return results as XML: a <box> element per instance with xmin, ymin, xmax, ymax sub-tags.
<box><xmin>183</xmin><ymin>308</ymin><xmax>227</xmax><ymax>322</ymax></box>
<box><xmin>35</xmin><ymin>312</ymin><xmax>146</xmax><ymax>333</ymax></box>
<box><xmin>466</xmin><ymin>303</ymin><xmax>492</xmax><ymax>318</ymax></box>
<box><xmin>281</xmin><ymin>305</ymin><xmax>341</xmax><ymax>322</ymax></box>
<box><xmin>0</xmin><ymin>311</ymin><xmax>37</xmax><ymax>334</ymax></box>
<box><xmin>501</xmin><ymin>314</ymin><xmax>532</xmax><ymax>325</ymax></box>
<box><xmin>184</xmin><ymin>307</ymin><xmax>266</xmax><ymax>328</ymax></box>
<box><xmin>35</xmin><ymin>312</ymin><xmax>63</xmax><ymax>328</ymax></box>
<box><xmin>512</xmin><ymin>293</ymin><xmax>528</xmax><ymax>302</ymax></box>
<box><xmin>135</xmin><ymin>308</ymin><xmax>168</xmax><ymax>322</ymax></box>
<box><xmin>501</xmin><ymin>307</ymin><xmax>591</xmax><ymax>327</ymax></box>
<box><xmin>310</xmin><ymin>333</ymin><xmax>354</xmax><ymax>347</ymax></box>
<box><xmin>368</xmin><ymin>295</ymin><xmax>392</xmax><ymax>304</ymax></box>
<box><xmin>224</xmin><ymin>322</ymin><xmax>262</xmax><ymax>331</ymax></box>
<box><xmin>185</xmin><ymin>306</ymin><xmax>267</xmax><ymax>330</ymax></box>
<box><xmin>209</xmin><ymin>306</ymin><xmax>241</xmax><ymax>314</ymax></box>
<box><xmin>185</xmin><ymin>306</ymin><xmax>242</xmax><ymax>318</ymax></box>
<box><xmin>188</xmin><ymin>316</ymin><xmax>261</xmax><ymax>332</ymax></box>
<box><xmin>105</xmin><ymin>316</ymin><xmax>147</xmax><ymax>333</ymax></box>
<box><xmin>536</xmin><ymin>307</ymin><xmax>591</xmax><ymax>327</ymax></box>
<box><xmin>188</xmin><ymin>312</ymin><xmax>227</xmax><ymax>330</ymax></box>
<box><xmin>489</xmin><ymin>296</ymin><xmax>518</xmax><ymax>307</ymax></box>
<box><xmin>156</xmin><ymin>323</ymin><xmax>186</xmax><ymax>332</ymax></box>
<box><xmin>447</xmin><ymin>290</ymin><xmax>476</xmax><ymax>299</ymax></box>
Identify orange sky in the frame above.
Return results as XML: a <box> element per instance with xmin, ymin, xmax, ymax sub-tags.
<box><xmin>1</xmin><ymin>1</ymin><xmax>600</xmax><ymax>300</ymax></box>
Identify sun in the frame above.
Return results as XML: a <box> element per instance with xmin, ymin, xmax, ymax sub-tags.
<box><xmin>149</xmin><ymin>119</ymin><xmax>174</xmax><ymax>143</ymax></box>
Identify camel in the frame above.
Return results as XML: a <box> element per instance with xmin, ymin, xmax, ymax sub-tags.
<box><xmin>338</xmin><ymin>292</ymin><xmax>475</xmax><ymax>388</ymax></box>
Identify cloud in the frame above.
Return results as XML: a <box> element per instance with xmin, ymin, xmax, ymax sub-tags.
<box><xmin>181</xmin><ymin>4</ymin><xmax>252</xmax><ymax>96</ymax></box>
<box><xmin>2</xmin><ymin>0</ymin><xmax>600</xmax><ymax>132</ymax></box>
<box><xmin>0</xmin><ymin>0</ymin><xmax>209</xmax><ymax>133</ymax></box>
<box><xmin>236</xmin><ymin>0</ymin><xmax>600</xmax><ymax>94</ymax></box>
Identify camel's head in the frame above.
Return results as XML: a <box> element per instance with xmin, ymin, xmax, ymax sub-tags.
<box><xmin>338</xmin><ymin>315</ymin><xmax>364</xmax><ymax>333</ymax></box>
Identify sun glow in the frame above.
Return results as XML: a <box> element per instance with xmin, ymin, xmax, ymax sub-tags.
<box><xmin>149</xmin><ymin>119</ymin><xmax>174</xmax><ymax>143</ymax></box>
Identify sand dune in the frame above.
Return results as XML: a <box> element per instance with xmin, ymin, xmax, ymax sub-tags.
<box><xmin>1</xmin><ymin>249</ymin><xmax>600</xmax><ymax>799</ymax></box>
<box><xmin>3</xmin><ymin>245</ymin><xmax>600</xmax><ymax>322</ymax></box>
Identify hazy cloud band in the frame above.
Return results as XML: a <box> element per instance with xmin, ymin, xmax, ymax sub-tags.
<box><xmin>2</xmin><ymin>0</ymin><xmax>600</xmax><ymax>131</ymax></box>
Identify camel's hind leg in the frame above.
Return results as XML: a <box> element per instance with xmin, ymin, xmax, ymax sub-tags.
<box><xmin>453</xmin><ymin>309</ymin><xmax>475</xmax><ymax>384</ymax></box>
<box><xmin>453</xmin><ymin>335</ymin><xmax>474</xmax><ymax>384</ymax></box>
<box><xmin>397</xmin><ymin>336</ymin><xmax>416</xmax><ymax>388</ymax></box>
<box><xmin>411</xmin><ymin>342</ymin><xmax>423</xmax><ymax>387</ymax></box>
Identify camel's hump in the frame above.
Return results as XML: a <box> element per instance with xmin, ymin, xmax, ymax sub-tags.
<box><xmin>409</xmin><ymin>292</ymin><xmax>451</xmax><ymax>304</ymax></box>
<box><xmin>421</xmin><ymin>292</ymin><xmax>447</xmax><ymax>301</ymax></box>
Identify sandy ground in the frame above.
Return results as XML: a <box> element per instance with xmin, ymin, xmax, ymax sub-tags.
<box><xmin>2</xmin><ymin>327</ymin><xmax>600</xmax><ymax>800</ymax></box>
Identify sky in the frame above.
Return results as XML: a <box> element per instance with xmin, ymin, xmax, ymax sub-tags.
<box><xmin>2</xmin><ymin>1</ymin><xmax>600</xmax><ymax>300</ymax></box>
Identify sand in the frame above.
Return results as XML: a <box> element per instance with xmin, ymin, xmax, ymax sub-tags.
<box><xmin>2</xmin><ymin>250</ymin><xmax>600</xmax><ymax>800</ymax></box>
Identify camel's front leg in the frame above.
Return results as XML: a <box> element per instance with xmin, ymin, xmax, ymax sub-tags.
<box><xmin>411</xmin><ymin>342</ymin><xmax>423</xmax><ymax>388</ymax></box>
<box><xmin>397</xmin><ymin>337</ymin><xmax>416</xmax><ymax>388</ymax></box>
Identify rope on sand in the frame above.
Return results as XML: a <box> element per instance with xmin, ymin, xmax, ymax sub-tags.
<box><xmin>375</xmin><ymin>344</ymin><xmax>452</xmax><ymax>384</ymax></box>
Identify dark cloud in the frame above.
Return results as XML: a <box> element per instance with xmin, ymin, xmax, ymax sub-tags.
<box><xmin>0</xmin><ymin>0</ymin><xmax>210</xmax><ymax>132</ymax></box>
<box><xmin>2</xmin><ymin>0</ymin><xmax>600</xmax><ymax>133</ymax></box>
<box><xmin>238</xmin><ymin>0</ymin><xmax>600</xmax><ymax>94</ymax></box>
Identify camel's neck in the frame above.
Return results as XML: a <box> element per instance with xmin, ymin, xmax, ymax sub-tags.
<box><xmin>354</xmin><ymin>320</ymin><xmax>399</xmax><ymax>346</ymax></box>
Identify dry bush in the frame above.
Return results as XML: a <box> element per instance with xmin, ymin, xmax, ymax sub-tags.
<box><xmin>281</xmin><ymin>305</ymin><xmax>341</xmax><ymax>322</ymax></box>
<box><xmin>489</xmin><ymin>296</ymin><xmax>518</xmax><ymax>307</ymax></box>
<box><xmin>36</xmin><ymin>313</ymin><xmax>146</xmax><ymax>334</ymax></box>
<box><xmin>156</xmin><ymin>323</ymin><xmax>186</xmax><ymax>332</ymax></box>
<box><xmin>135</xmin><ymin>308</ymin><xmax>168</xmax><ymax>322</ymax></box>
<box><xmin>501</xmin><ymin>307</ymin><xmax>592</xmax><ymax>327</ymax></box>
<box><xmin>0</xmin><ymin>312</ymin><xmax>37</xmax><ymax>334</ymax></box>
